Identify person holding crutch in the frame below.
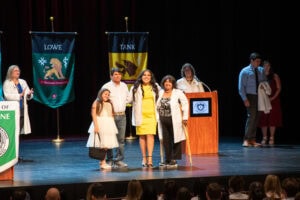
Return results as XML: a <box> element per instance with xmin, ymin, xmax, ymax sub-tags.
<box><xmin>156</xmin><ymin>75</ymin><xmax>189</xmax><ymax>168</ymax></box>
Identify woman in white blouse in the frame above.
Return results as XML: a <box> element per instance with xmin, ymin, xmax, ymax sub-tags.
<box><xmin>3</xmin><ymin>65</ymin><xmax>34</xmax><ymax>135</ymax></box>
<box><xmin>176</xmin><ymin>63</ymin><xmax>205</xmax><ymax>93</ymax></box>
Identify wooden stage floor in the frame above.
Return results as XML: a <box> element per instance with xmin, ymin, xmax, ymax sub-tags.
<box><xmin>1</xmin><ymin>136</ymin><xmax>300</xmax><ymax>199</ymax></box>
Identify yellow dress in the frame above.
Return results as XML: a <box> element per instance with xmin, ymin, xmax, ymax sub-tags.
<box><xmin>136</xmin><ymin>85</ymin><xmax>157</xmax><ymax>135</ymax></box>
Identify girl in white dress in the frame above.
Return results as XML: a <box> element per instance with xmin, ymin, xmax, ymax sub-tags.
<box><xmin>86</xmin><ymin>88</ymin><xmax>119</xmax><ymax>170</ymax></box>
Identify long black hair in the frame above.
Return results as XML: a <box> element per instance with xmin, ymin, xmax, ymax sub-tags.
<box><xmin>132</xmin><ymin>69</ymin><xmax>159</xmax><ymax>101</ymax></box>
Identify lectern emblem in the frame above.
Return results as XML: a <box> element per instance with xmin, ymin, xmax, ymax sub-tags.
<box><xmin>193</xmin><ymin>101</ymin><xmax>209</xmax><ymax>114</ymax></box>
<box><xmin>0</xmin><ymin>127</ymin><xmax>9</xmax><ymax>156</ymax></box>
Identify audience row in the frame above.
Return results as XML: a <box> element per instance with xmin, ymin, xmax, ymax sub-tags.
<box><xmin>8</xmin><ymin>174</ymin><xmax>300</xmax><ymax>200</ymax></box>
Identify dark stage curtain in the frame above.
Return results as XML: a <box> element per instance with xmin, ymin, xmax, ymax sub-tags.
<box><xmin>0</xmin><ymin>1</ymin><xmax>286</xmax><ymax>142</ymax></box>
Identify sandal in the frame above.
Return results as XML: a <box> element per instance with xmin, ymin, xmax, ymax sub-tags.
<box><xmin>142</xmin><ymin>156</ymin><xmax>147</xmax><ymax>167</ymax></box>
<box><xmin>147</xmin><ymin>156</ymin><xmax>154</xmax><ymax>168</ymax></box>
<box><xmin>261</xmin><ymin>137</ymin><xmax>267</xmax><ymax>145</ymax></box>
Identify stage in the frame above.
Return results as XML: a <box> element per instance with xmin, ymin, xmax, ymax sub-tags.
<box><xmin>1</xmin><ymin>136</ymin><xmax>300</xmax><ymax>199</ymax></box>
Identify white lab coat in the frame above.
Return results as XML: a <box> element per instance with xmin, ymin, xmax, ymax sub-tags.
<box><xmin>3</xmin><ymin>79</ymin><xmax>33</xmax><ymax>134</ymax></box>
<box><xmin>156</xmin><ymin>88</ymin><xmax>189</xmax><ymax>143</ymax></box>
<box><xmin>258</xmin><ymin>81</ymin><xmax>272</xmax><ymax>114</ymax></box>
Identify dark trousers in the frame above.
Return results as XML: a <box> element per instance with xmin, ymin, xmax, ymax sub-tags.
<box><xmin>244</xmin><ymin>94</ymin><xmax>260</xmax><ymax>140</ymax></box>
<box><xmin>160</xmin><ymin>116</ymin><xmax>182</xmax><ymax>163</ymax></box>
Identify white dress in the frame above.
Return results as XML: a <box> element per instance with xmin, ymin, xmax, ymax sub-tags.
<box><xmin>86</xmin><ymin>102</ymin><xmax>119</xmax><ymax>149</ymax></box>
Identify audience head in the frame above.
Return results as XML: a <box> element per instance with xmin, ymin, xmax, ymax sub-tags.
<box><xmin>228</xmin><ymin>175</ymin><xmax>246</xmax><ymax>193</ymax></box>
<box><xmin>192</xmin><ymin>180</ymin><xmax>207</xmax><ymax>200</ymax></box>
<box><xmin>126</xmin><ymin>179</ymin><xmax>143</xmax><ymax>200</ymax></box>
<box><xmin>162</xmin><ymin>179</ymin><xmax>179</xmax><ymax>200</ymax></box>
<box><xmin>295</xmin><ymin>192</ymin><xmax>300</xmax><ymax>200</ymax></box>
<box><xmin>281</xmin><ymin>177</ymin><xmax>300</xmax><ymax>198</ymax></box>
<box><xmin>10</xmin><ymin>189</ymin><xmax>31</xmax><ymax>200</ymax></box>
<box><xmin>206</xmin><ymin>182</ymin><xmax>222</xmax><ymax>200</ymax></box>
<box><xmin>264</xmin><ymin>174</ymin><xmax>282</xmax><ymax>191</ymax></box>
<box><xmin>141</xmin><ymin>183</ymin><xmax>158</xmax><ymax>200</ymax></box>
<box><xmin>264</xmin><ymin>174</ymin><xmax>283</xmax><ymax>199</ymax></box>
<box><xmin>176</xmin><ymin>186</ymin><xmax>192</xmax><ymax>200</ymax></box>
<box><xmin>45</xmin><ymin>187</ymin><xmax>61</xmax><ymax>200</ymax></box>
<box><xmin>86</xmin><ymin>183</ymin><xmax>106</xmax><ymax>200</ymax></box>
<box><xmin>248</xmin><ymin>181</ymin><xmax>265</xmax><ymax>200</ymax></box>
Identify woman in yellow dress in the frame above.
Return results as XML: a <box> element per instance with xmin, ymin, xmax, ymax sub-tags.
<box><xmin>127</xmin><ymin>69</ymin><xmax>160</xmax><ymax>168</ymax></box>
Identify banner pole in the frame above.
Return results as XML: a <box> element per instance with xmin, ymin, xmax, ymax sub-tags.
<box><xmin>124</xmin><ymin>16</ymin><xmax>128</xmax><ymax>32</ymax></box>
<box><xmin>50</xmin><ymin>16</ymin><xmax>54</xmax><ymax>32</ymax></box>
<box><xmin>49</xmin><ymin>16</ymin><xmax>64</xmax><ymax>143</ymax></box>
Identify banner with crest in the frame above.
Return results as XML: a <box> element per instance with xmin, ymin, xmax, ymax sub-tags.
<box><xmin>107</xmin><ymin>32</ymin><xmax>148</xmax><ymax>85</ymax></box>
<box><xmin>31</xmin><ymin>32</ymin><xmax>76</xmax><ymax>108</ymax></box>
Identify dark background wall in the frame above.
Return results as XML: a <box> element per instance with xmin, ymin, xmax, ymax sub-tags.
<box><xmin>1</xmin><ymin>1</ymin><xmax>289</xmax><ymax>142</ymax></box>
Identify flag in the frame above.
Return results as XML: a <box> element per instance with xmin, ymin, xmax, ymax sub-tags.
<box><xmin>0</xmin><ymin>101</ymin><xmax>20</xmax><ymax>172</ymax></box>
<box><xmin>0</xmin><ymin>32</ymin><xmax>3</xmax><ymax>101</ymax></box>
<box><xmin>31</xmin><ymin>32</ymin><xmax>76</xmax><ymax>108</ymax></box>
<box><xmin>107</xmin><ymin>32</ymin><xmax>148</xmax><ymax>85</ymax></box>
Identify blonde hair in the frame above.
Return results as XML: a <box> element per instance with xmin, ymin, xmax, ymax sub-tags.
<box><xmin>264</xmin><ymin>174</ymin><xmax>283</xmax><ymax>199</ymax></box>
<box><xmin>126</xmin><ymin>179</ymin><xmax>143</xmax><ymax>200</ymax></box>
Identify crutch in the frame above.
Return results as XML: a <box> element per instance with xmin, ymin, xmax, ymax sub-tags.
<box><xmin>159</xmin><ymin>139</ymin><xmax>164</xmax><ymax>166</ymax></box>
<box><xmin>183</xmin><ymin>124</ymin><xmax>192</xmax><ymax>166</ymax></box>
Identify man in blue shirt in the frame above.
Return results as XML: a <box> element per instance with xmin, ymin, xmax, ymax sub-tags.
<box><xmin>238</xmin><ymin>52</ymin><xmax>266</xmax><ymax>147</ymax></box>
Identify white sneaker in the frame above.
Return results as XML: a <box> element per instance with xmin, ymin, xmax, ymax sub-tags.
<box><xmin>166</xmin><ymin>160</ymin><xmax>178</xmax><ymax>169</ymax></box>
<box><xmin>166</xmin><ymin>163</ymin><xmax>178</xmax><ymax>169</ymax></box>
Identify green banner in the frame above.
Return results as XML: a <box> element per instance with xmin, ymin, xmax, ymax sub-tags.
<box><xmin>0</xmin><ymin>101</ymin><xmax>19</xmax><ymax>173</ymax></box>
<box><xmin>31</xmin><ymin>32</ymin><xmax>76</xmax><ymax>108</ymax></box>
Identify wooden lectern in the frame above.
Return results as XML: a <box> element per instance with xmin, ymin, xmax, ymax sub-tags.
<box><xmin>0</xmin><ymin>168</ymin><xmax>14</xmax><ymax>180</ymax></box>
<box><xmin>183</xmin><ymin>91</ymin><xmax>219</xmax><ymax>154</ymax></box>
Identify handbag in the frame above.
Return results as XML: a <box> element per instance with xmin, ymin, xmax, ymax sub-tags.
<box><xmin>88</xmin><ymin>133</ymin><xmax>107</xmax><ymax>160</ymax></box>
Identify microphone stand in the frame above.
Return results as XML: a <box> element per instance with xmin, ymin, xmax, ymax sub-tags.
<box><xmin>195</xmin><ymin>76</ymin><xmax>211</xmax><ymax>92</ymax></box>
<box><xmin>201</xmin><ymin>81</ymin><xmax>211</xmax><ymax>92</ymax></box>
